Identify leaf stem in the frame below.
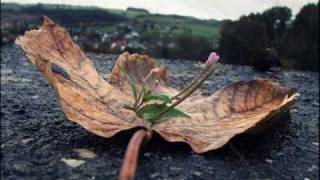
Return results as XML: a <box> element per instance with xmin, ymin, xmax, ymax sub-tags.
<box><xmin>158</xmin><ymin>66</ymin><xmax>215</xmax><ymax>118</ymax></box>
<box><xmin>119</xmin><ymin>129</ymin><xmax>150</xmax><ymax>180</ymax></box>
<box><xmin>171</xmin><ymin>65</ymin><xmax>210</xmax><ymax>100</ymax></box>
<box><xmin>133</xmin><ymin>71</ymin><xmax>153</xmax><ymax>110</ymax></box>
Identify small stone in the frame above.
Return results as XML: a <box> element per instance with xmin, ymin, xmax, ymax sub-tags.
<box><xmin>61</xmin><ymin>158</ymin><xmax>85</xmax><ymax>167</ymax></box>
<box><xmin>192</xmin><ymin>171</ymin><xmax>202</xmax><ymax>176</ymax></box>
<box><xmin>203</xmin><ymin>81</ymin><xmax>211</xmax><ymax>86</ymax></box>
<box><xmin>276</xmin><ymin>152</ymin><xmax>284</xmax><ymax>156</ymax></box>
<box><xmin>1</xmin><ymin>68</ymin><xmax>13</xmax><ymax>75</ymax></box>
<box><xmin>312</xmin><ymin>102</ymin><xmax>319</xmax><ymax>107</ymax></box>
<box><xmin>13</xmin><ymin>163</ymin><xmax>31</xmax><ymax>173</ymax></box>
<box><xmin>304</xmin><ymin>178</ymin><xmax>311</xmax><ymax>180</ymax></box>
<box><xmin>149</xmin><ymin>172</ymin><xmax>160</xmax><ymax>178</ymax></box>
<box><xmin>1</xmin><ymin>140</ymin><xmax>16</xmax><ymax>148</ymax></box>
<box><xmin>13</xmin><ymin>109</ymin><xmax>26</xmax><ymax>115</ymax></box>
<box><xmin>193</xmin><ymin>62</ymin><xmax>205</xmax><ymax>68</ymax></box>
<box><xmin>31</xmin><ymin>95</ymin><xmax>39</xmax><ymax>99</ymax></box>
<box><xmin>207</xmin><ymin>166</ymin><xmax>214</xmax><ymax>170</ymax></box>
<box><xmin>307</xmin><ymin>165</ymin><xmax>319</xmax><ymax>172</ymax></box>
<box><xmin>74</xmin><ymin>148</ymin><xmax>97</xmax><ymax>159</ymax></box>
<box><xmin>170</xmin><ymin>166</ymin><xmax>182</xmax><ymax>171</ymax></box>
<box><xmin>144</xmin><ymin>152</ymin><xmax>151</xmax><ymax>157</ymax></box>
<box><xmin>265</xmin><ymin>159</ymin><xmax>273</xmax><ymax>164</ymax></box>
<box><xmin>312</xmin><ymin>142</ymin><xmax>319</xmax><ymax>146</ymax></box>
<box><xmin>21</xmin><ymin>138</ymin><xmax>33</xmax><ymax>144</ymax></box>
<box><xmin>184</xmin><ymin>73</ymin><xmax>194</xmax><ymax>79</ymax></box>
<box><xmin>162</xmin><ymin>156</ymin><xmax>167</xmax><ymax>160</ymax></box>
<box><xmin>291</xmin><ymin>109</ymin><xmax>298</xmax><ymax>113</ymax></box>
<box><xmin>1</xmin><ymin>76</ymin><xmax>31</xmax><ymax>83</ymax></box>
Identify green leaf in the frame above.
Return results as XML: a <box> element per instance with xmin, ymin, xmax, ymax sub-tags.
<box><xmin>140</xmin><ymin>112</ymin><xmax>160</xmax><ymax>121</ymax></box>
<box><xmin>143</xmin><ymin>94</ymin><xmax>172</xmax><ymax>104</ymax></box>
<box><xmin>118</xmin><ymin>65</ymin><xmax>138</xmax><ymax>102</ymax></box>
<box><xmin>137</xmin><ymin>104</ymin><xmax>167</xmax><ymax>120</ymax></box>
<box><xmin>160</xmin><ymin>108</ymin><xmax>191</xmax><ymax>119</ymax></box>
<box><xmin>137</xmin><ymin>103</ymin><xmax>190</xmax><ymax>121</ymax></box>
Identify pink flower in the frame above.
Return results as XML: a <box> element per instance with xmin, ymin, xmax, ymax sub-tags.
<box><xmin>206</xmin><ymin>52</ymin><xmax>220</xmax><ymax>65</ymax></box>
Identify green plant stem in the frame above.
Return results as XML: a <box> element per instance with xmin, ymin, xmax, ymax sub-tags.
<box><xmin>171</xmin><ymin>65</ymin><xmax>210</xmax><ymax>100</ymax></box>
<box><xmin>133</xmin><ymin>72</ymin><xmax>153</xmax><ymax>110</ymax></box>
<box><xmin>135</xmin><ymin>99</ymin><xmax>147</xmax><ymax>110</ymax></box>
<box><xmin>157</xmin><ymin>65</ymin><xmax>215</xmax><ymax>118</ymax></box>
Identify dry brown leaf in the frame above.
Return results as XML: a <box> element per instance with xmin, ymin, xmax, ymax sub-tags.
<box><xmin>153</xmin><ymin>79</ymin><xmax>298</xmax><ymax>153</ymax></box>
<box><xmin>15</xmin><ymin>17</ymin><xmax>298</xmax><ymax>154</ymax></box>
<box><xmin>15</xmin><ymin>16</ymin><xmax>149</xmax><ymax>138</ymax></box>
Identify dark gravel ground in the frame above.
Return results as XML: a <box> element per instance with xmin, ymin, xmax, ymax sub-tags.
<box><xmin>1</xmin><ymin>45</ymin><xmax>319</xmax><ymax>180</ymax></box>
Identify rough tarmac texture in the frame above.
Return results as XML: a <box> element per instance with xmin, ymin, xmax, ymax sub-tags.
<box><xmin>1</xmin><ymin>45</ymin><xmax>319</xmax><ymax>180</ymax></box>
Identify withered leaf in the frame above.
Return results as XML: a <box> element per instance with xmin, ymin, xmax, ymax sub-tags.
<box><xmin>15</xmin><ymin>16</ymin><xmax>149</xmax><ymax>138</ymax></box>
<box><xmin>153</xmin><ymin>80</ymin><xmax>298</xmax><ymax>153</ymax></box>
<box><xmin>16</xmin><ymin>17</ymin><xmax>298</xmax><ymax>153</ymax></box>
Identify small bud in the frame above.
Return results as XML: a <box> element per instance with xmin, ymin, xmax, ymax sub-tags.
<box><xmin>206</xmin><ymin>52</ymin><xmax>220</xmax><ymax>66</ymax></box>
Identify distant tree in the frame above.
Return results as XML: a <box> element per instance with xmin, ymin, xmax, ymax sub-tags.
<box><xmin>126</xmin><ymin>7</ymin><xmax>150</xmax><ymax>14</ymax></box>
<box><xmin>141</xmin><ymin>32</ymin><xmax>211</xmax><ymax>60</ymax></box>
<box><xmin>20</xmin><ymin>3</ymin><xmax>126</xmax><ymax>27</ymax></box>
<box><xmin>218</xmin><ymin>7</ymin><xmax>293</xmax><ymax>70</ymax></box>
<box><xmin>218</xmin><ymin>14</ymin><xmax>267</xmax><ymax>66</ymax></box>
<box><xmin>261</xmin><ymin>6</ymin><xmax>292</xmax><ymax>50</ymax></box>
<box><xmin>168</xmin><ymin>34</ymin><xmax>212</xmax><ymax>60</ymax></box>
<box><xmin>283</xmin><ymin>3</ymin><xmax>319</xmax><ymax>71</ymax></box>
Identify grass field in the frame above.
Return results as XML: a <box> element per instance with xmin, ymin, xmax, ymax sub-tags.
<box><xmin>130</xmin><ymin>14</ymin><xmax>221</xmax><ymax>43</ymax></box>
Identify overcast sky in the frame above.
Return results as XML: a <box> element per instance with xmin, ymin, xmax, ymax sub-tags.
<box><xmin>2</xmin><ymin>0</ymin><xmax>319</xmax><ymax>20</ymax></box>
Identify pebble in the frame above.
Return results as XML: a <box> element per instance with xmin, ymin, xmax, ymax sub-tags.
<box><xmin>170</xmin><ymin>166</ymin><xmax>182</xmax><ymax>171</ymax></box>
<box><xmin>307</xmin><ymin>165</ymin><xmax>319</xmax><ymax>172</ymax></box>
<box><xmin>312</xmin><ymin>142</ymin><xmax>319</xmax><ymax>146</ymax></box>
<box><xmin>203</xmin><ymin>81</ymin><xmax>211</xmax><ymax>86</ymax></box>
<box><xmin>31</xmin><ymin>95</ymin><xmax>39</xmax><ymax>99</ymax></box>
<box><xmin>1</xmin><ymin>68</ymin><xmax>13</xmax><ymax>74</ymax></box>
<box><xmin>21</xmin><ymin>138</ymin><xmax>33</xmax><ymax>144</ymax></box>
<box><xmin>74</xmin><ymin>148</ymin><xmax>97</xmax><ymax>159</ymax></box>
<box><xmin>1</xmin><ymin>76</ymin><xmax>32</xmax><ymax>83</ymax></box>
<box><xmin>13</xmin><ymin>162</ymin><xmax>32</xmax><ymax>173</ymax></box>
<box><xmin>276</xmin><ymin>152</ymin><xmax>285</xmax><ymax>156</ymax></box>
<box><xmin>162</xmin><ymin>156</ymin><xmax>170</xmax><ymax>160</ymax></box>
<box><xmin>192</xmin><ymin>62</ymin><xmax>204</xmax><ymax>68</ymax></box>
<box><xmin>304</xmin><ymin>178</ymin><xmax>311</xmax><ymax>180</ymax></box>
<box><xmin>192</xmin><ymin>171</ymin><xmax>202</xmax><ymax>176</ymax></box>
<box><xmin>184</xmin><ymin>73</ymin><xmax>194</xmax><ymax>79</ymax></box>
<box><xmin>61</xmin><ymin>158</ymin><xmax>86</xmax><ymax>168</ymax></box>
<box><xmin>265</xmin><ymin>159</ymin><xmax>273</xmax><ymax>164</ymax></box>
<box><xmin>149</xmin><ymin>172</ymin><xmax>160</xmax><ymax>178</ymax></box>
<box><xmin>1</xmin><ymin>140</ymin><xmax>17</xmax><ymax>148</ymax></box>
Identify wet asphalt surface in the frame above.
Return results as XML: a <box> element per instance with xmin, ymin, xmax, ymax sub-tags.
<box><xmin>1</xmin><ymin>45</ymin><xmax>319</xmax><ymax>180</ymax></box>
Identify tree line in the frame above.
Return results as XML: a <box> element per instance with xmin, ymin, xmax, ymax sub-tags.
<box><xmin>219</xmin><ymin>3</ymin><xmax>319</xmax><ymax>71</ymax></box>
<box><xmin>2</xmin><ymin>3</ymin><xmax>126</xmax><ymax>26</ymax></box>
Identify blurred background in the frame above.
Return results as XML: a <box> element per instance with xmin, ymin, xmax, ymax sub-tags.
<box><xmin>1</xmin><ymin>0</ymin><xmax>319</xmax><ymax>71</ymax></box>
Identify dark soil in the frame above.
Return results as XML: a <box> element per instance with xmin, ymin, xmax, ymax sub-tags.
<box><xmin>1</xmin><ymin>45</ymin><xmax>319</xmax><ymax>180</ymax></box>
